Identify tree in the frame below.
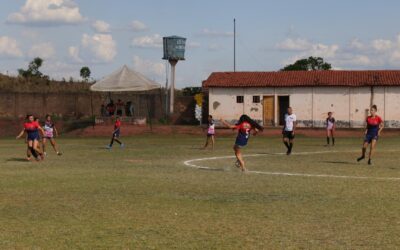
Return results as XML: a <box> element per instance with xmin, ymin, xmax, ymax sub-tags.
<box><xmin>281</xmin><ymin>56</ymin><xmax>332</xmax><ymax>71</ymax></box>
<box><xmin>80</xmin><ymin>66</ymin><xmax>91</xmax><ymax>82</ymax></box>
<box><xmin>18</xmin><ymin>57</ymin><xmax>45</xmax><ymax>78</ymax></box>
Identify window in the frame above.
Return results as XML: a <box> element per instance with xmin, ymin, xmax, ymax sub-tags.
<box><xmin>236</xmin><ymin>96</ymin><xmax>244</xmax><ymax>103</ymax></box>
<box><xmin>253</xmin><ymin>96</ymin><xmax>261</xmax><ymax>103</ymax></box>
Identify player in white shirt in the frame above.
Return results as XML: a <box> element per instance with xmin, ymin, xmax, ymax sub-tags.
<box><xmin>282</xmin><ymin>107</ymin><xmax>297</xmax><ymax>155</ymax></box>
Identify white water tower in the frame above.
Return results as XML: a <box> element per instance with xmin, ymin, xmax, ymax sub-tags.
<box><xmin>163</xmin><ymin>36</ymin><xmax>186</xmax><ymax>114</ymax></box>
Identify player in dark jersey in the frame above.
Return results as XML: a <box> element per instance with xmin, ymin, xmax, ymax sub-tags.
<box><xmin>326</xmin><ymin>112</ymin><xmax>336</xmax><ymax>146</ymax></box>
<box><xmin>357</xmin><ymin>105</ymin><xmax>384</xmax><ymax>165</ymax></box>
<box><xmin>42</xmin><ymin>114</ymin><xmax>62</xmax><ymax>156</ymax></box>
<box><xmin>107</xmin><ymin>116</ymin><xmax>124</xmax><ymax>149</ymax></box>
<box><xmin>16</xmin><ymin>114</ymin><xmax>45</xmax><ymax>161</ymax></box>
<box><xmin>221</xmin><ymin>115</ymin><xmax>263</xmax><ymax>172</ymax></box>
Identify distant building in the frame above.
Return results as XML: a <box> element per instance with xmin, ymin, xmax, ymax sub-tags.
<box><xmin>202</xmin><ymin>70</ymin><xmax>400</xmax><ymax>128</ymax></box>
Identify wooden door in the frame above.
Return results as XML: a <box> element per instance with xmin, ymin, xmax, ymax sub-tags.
<box><xmin>263</xmin><ymin>96</ymin><xmax>274</xmax><ymax>126</ymax></box>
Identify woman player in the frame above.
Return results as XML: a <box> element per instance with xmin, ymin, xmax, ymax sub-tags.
<box><xmin>107</xmin><ymin>116</ymin><xmax>124</xmax><ymax>149</ymax></box>
<box><xmin>42</xmin><ymin>115</ymin><xmax>62</xmax><ymax>156</ymax></box>
<box><xmin>357</xmin><ymin>105</ymin><xmax>384</xmax><ymax>165</ymax></box>
<box><xmin>203</xmin><ymin>115</ymin><xmax>215</xmax><ymax>150</ymax></box>
<box><xmin>16</xmin><ymin>114</ymin><xmax>45</xmax><ymax>161</ymax></box>
<box><xmin>221</xmin><ymin>115</ymin><xmax>263</xmax><ymax>172</ymax></box>
<box><xmin>326</xmin><ymin>112</ymin><xmax>336</xmax><ymax>146</ymax></box>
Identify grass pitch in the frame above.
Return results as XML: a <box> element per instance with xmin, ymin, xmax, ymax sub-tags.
<box><xmin>1</xmin><ymin>134</ymin><xmax>400</xmax><ymax>249</ymax></box>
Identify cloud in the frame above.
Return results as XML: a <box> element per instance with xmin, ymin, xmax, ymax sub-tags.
<box><xmin>81</xmin><ymin>34</ymin><xmax>117</xmax><ymax>63</ymax></box>
<box><xmin>132</xmin><ymin>34</ymin><xmax>162</xmax><ymax>48</ymax></box>
<box><xmin>68</xmin><ymin>46</ymin><xmax>83</xmax><ymax>63</ymax></box>
<box><xmin>133</xmin><ymin>55</ymin><xmax>165</xmax><ymax>81</ymax></box>
<box><xmin>41</xmin><ymin>61</ymin><xmax>80</xmax><ymax>80</ymax></box>
<box><xmin>208</xmin><ymin>44</ymin><xmax>223</xmax><ymax>51</ymax></box>
<box><xmin>276</xmin><ymin>38</ymin><xmax>312</xmax><ymax>51</ymax></box>
<box><xmin>187</xmin><ymin>42</ymin><xmax>201</xmax><ymax>49</ymax></box>
<box><xmin>131</xmin><ymin>20</ymin><xmax>148</xmax><ymax>32</ymax></box>
<box><xmin>198</xmin><ymin>28</ymin><xmax>234</xmax><ymax>37</ymax></box>
<box><xmin>92</xmin><ymin>20</ymin><xmax>111</xmax><ymax>33</ymax></box>
<box><xmin>279</xmin><ymin>34</ymin><xmax>400</xmax><ymax>69</ymax></box>
<box><xmin>7</xmin><ymin>0</ymin><xmax>85</xmax><ymax>26</ymax></box>
<box><xmin>28</xmin><ymin>42</ymin><xmax>56</xmax><ymax>59</ymax></box>
<box><xmin>0</xmin><ymin>36</ymin><xmax>23</xmax><ymax>58</ymax></box>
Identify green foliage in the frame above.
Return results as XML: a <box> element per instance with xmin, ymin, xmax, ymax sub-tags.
<box><xmin>181</xmin><ymin>87</ymin><xmax>202</xmax><ymax>96</ymax></box>
<box><xmin>281</xmin><ymin>56</ymin><xmax>332</xmax><ymax>71</ymax></box>
<box><xmin>80</xmin><ymin>66</ymin><xmax>91</xmax><ymax>81</ymax></box>
<box><xmin>18</xmin><ymin>57</ymin><xmax>46</xmax><ymax>78</ymax></box>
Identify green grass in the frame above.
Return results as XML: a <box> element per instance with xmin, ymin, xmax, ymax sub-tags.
<box><xmin>1</xmin><ymin>134</ymin><xmax>400</xmax><ymax>249</ymax></box>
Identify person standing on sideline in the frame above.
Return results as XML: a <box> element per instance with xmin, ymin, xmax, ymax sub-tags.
<box><xmin>203</xmin><ymin>115</ymin><xmax>215</xmax><ymax>150</ymax></box>
<box><xmin>326</xmin><ymin>112</ymin><xmax>336</xmax><ymax>146</ymax></box>
<box><xmin>107</xmin><ymin>116</ymin><xmax>124</xmax><ymax>149</ymax></box>
<box><xmin>282</xmin><ymin>107</ymin><xmax>297</xmax><ymax>155</ymax></box>
<box><xmin>357</xmin><ymin>105</ymin><xmax>384</xmax><ymax>165</ymax></box>
<box><xmin>116</xmin><ymin>99</ymin><xmax>124</xmax><ymax>116</ymax></box>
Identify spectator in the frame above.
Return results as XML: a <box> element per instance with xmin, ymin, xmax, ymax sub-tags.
<box><xmin>106</xmin><ymin>100</ymin><xmax>115</xmax><ymax>117</ymax></box>
<box><xmin>100</xmin><ymin>104</ymin><xmax>107</xmax><ymax>117</ymax></box>
<box><xmin>116</xmin><ymin>99</ymin><xmax>124</xmax><ymax>116</ymax></box>
<box><xmin>126</xmin><ymin>101</ymin><xmax>134</xmax><ymax>117</ymax></box>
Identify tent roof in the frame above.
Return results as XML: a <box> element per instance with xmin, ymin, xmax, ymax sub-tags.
<box><xmin>90</xmin><ymin>65</ymin><xmax>161</xmax><ymax>92</ymax></box>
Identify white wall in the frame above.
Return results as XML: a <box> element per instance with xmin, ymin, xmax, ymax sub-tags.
<box><xmin>209</xmin><ymin>86</ymin><xmax>400</xmax><ymax>128</ymax></box>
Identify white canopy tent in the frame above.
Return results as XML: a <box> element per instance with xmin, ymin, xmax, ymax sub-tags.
<box><xmin>90</xmin><ymin>65</ymin><xmax>161</xmax><ymax>92</ymax></box>
<box><xmin>90</xmin><ymin>65</ymin><xmax>162</xmax><ymax>129</ymax></box>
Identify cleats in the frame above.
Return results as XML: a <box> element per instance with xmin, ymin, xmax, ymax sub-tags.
<box><xmin>120</xmin><ymin>143</ymin><xmax>125</xmax><ymax>148</ymax></box>
<box><xmin>106</xmin><ymin>145</ymin><xmax>112</xmax><ymax>149</ymax></box>
<box><xmin>368</xmin><ymin>159</ymin><xmax>372</xmax><ymax>165</ymax></box>
<box><xmin>357</xmin><ymin>156</ymin><xmax>365</xmax><ymax>162</ymax></box>
<box><xmin>57</xmin><ymin>152</ymin><xmax>62</xmax><ymax>156</ymax></box>
<box><xmin>234</xmin><ymin>160</ymin><xmax>241</xmax><ymax>169</ymax></box>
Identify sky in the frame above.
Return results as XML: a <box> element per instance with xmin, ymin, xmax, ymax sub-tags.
<box><xmin>1</xmin><ymin>0</ymin><xmax>400</xmax><ymax>88</ymax></box>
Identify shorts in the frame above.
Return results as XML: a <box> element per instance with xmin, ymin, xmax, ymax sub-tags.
<box><xmin>283</xmin><ymin>130</ymin><xmax>295</xmax><ymax>140</ymax></box>
<box><xmin>207</xmin><ymin>133</ymin><xmax>215</xmax><ymax>137</ymax></box>
<box><xmin>364</xmin><ymin>134</ymin><xmax>378</xmax><ymax>144</ymax></box>
<box><xmin>113</xmin><ymin>130</ymin><xmax>120</xmax><ymax>138</ymax></box>
<box><xmin>234</xmin><ymin>137</ymin><xmax>248</xmax><ymax>148</ymax></box>
<box><xmin>27</xmin><ymin>132</ymin><xmax>40</xmax><ymax>141</ymax></box>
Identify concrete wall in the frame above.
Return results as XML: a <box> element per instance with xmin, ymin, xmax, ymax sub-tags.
<box><xmin>209</xmin><ymin>86</ymin><xmax>400</xmax><ymax>128</ymax></box>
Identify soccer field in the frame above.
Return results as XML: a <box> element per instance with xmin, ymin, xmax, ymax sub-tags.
<box><xmin>1</xmin><ymin>134</ymin><xmax>400</xmax><ymax>249</ymax></box>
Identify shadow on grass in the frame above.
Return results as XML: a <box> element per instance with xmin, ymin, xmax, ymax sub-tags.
<box><xmin>5</xmin><ymin>157</ymin><xmax>29</xmax><ymax>162</ymax></box>
<box><xmin>321</xmin><ymin>161</ymin><xmax>355</xmax><ymax>165</ymax></box>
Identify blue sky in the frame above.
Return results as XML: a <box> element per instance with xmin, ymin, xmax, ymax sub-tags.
<box><xmin>1</xmin><ymin>0</ymin><xmax>400</xmax><ymax>87</ymax></box>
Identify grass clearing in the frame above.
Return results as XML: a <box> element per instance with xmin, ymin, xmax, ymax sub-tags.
<box><xmin>1</xmin><ymin>134</ymin><xmax>400</xmax><ymax>249</ymax></box>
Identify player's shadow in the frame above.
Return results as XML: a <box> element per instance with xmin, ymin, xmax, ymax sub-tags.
<box><xmin>321</xmin><ymin>161</ymin><xmax>355</xmax><ymax>165</ymax></box>
<box><xmin>5</xmin><ymin>157</ymin><xmax>29</xmax><ymax>162</ymax></box>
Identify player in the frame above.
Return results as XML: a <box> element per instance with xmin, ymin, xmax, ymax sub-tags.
<box><xmin>16</xmin><ymin>114</ymin><xmax>45</xmax><ymax>161</ymax></box>
<box><xmin>357</xmin><ymin>105</ymin><xmax>384</xmax><ymax>165</ymax></box>
<box><xmin>326</xmin><ymin>112</ymin><xmax>336</xmax><ymax>146</ymax></box>
<box><xmin>42</xmin><ymin>114</ymin><xmax>62</xmax><ymax>156</ymax></box>
<box><xmin>107</xmin><ymin>116</ymin><xmax>124</xmax><ymax>149</ymax></box>
<box><xmin>220</xmin><ymin>114</ymin><xmax>263</xmax><ymax>172</ymax></box>
<box><xmin>203</xmin><ymin>115</ymin><xmax>215</xmax><ymax>150</ymax></box>
<box><xmin>282</xmin><ymin>107</ymin><xmax>297</xmax><ymax>155</ymax></box>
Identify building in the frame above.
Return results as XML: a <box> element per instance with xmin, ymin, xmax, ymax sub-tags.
<box><xmin>202</xmin><ymin>70</ymin><xmax>400</xmax><ymax>128</ymax></box>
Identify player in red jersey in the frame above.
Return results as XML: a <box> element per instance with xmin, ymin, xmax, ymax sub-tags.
<box><xmin>357</xmin><ymin>105</ymin><xmax>384</xmax><ymax>165</ymax></box>
<box><xmin>107</xmin><ymin>116</ymin><xmax>124</xmax><ymax>149</ymax></box>
<box><xmin>16</xmin><ymin>114</ymin><xmax>45</xmax><ymax>161</ymax></box>
<box><xmin>221</xmin><ymin>115</ymin><xmax>263</xmax><ymax>172</ymax></box>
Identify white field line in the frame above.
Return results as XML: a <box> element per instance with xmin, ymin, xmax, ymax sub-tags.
<box><xmin>183</xmin><ymin>151</ymin><xmax>400</xmax><ymax>181</ymax></box>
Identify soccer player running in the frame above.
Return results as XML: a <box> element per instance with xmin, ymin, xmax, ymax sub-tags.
<box><xmin>282</xmin><ymin>107</ymin><xmax>297</xmax><ymax>155</ymax></box>
<box><xmin>357</xmin><ymin>105</ymin><xmax>384</xmax><ymax>165</ymax></box>
<box><xmin>326</xmin><ymin>112</ymin><xmax>336</xmax><ymax>146</ymax></box>
<box><xmin>220</xmin><ymin>114</ymin><xmax>263</xmax><ymax>172</ymax></box>
<box><xmin>107</xmin><ymin>116</ymin><xmax>124</xmax><ymax>149</ymax></box>
<box><xmin>16</xmin><ymin>114</ymin><xmax>45</xmax><ymax>161</ymax></box>
<box><xmin>203</xmin><ymin>115</ymin><xmax>215</xmax><ymax>150</ymax></box>
<box><xmin>42</xmin><ymin>114</ymin><xmax>62</xmax><ymax>156</ymax></box>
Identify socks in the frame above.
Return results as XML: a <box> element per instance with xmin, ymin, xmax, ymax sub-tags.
<box><xmin>332</xmin><ymin>137</ymin><xmax>335</xmax><ymax>145</ymax></box>
<box><xmin>289</xmin><ymin>143</ymin><xmax>293</xmax><ymax>152</ymax></box>
<box><xmin>29</xmin><ymin>147</ymin><xmax>38</xmax><ymax>158</ymax></box>
<box><xmin>327</xmin><ymin>137</ymin><xmax>330</xmax><ymax>145</ymax></box>
<box><xmin>284</xmin><ymin>142</ymin><xmax>290</xmax><ymax>149</ymax></box>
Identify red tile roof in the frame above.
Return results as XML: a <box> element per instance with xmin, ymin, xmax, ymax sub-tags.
<box><xmin>202</xmin><ymin>70</ymin><xmax>400</xmax><ymax>88</ymax></box>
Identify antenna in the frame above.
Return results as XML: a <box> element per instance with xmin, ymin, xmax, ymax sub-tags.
<box><xmin>234</xmin><ymin>18</ymin><xmax>236</xmax><ymax>72</ymax></box>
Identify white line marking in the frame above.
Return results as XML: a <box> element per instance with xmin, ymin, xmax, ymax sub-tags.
<box><xmin>183</xmin><ymin>151</ymin><xmax>400</xmax><ymax>181</ymax></box>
